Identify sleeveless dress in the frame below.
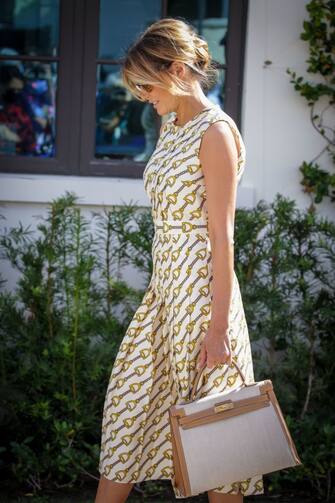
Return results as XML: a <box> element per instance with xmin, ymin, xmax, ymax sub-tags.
<box><xmin>98</xmin><ymin>104</ymin><xmax>264</xmax><ymax>498</ymax></box>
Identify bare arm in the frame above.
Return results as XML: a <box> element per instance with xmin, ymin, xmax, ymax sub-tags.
<box><xmin>199</xmin><ymin>120</ymin><xmax>239</xmax><ymax>335</ymax></box>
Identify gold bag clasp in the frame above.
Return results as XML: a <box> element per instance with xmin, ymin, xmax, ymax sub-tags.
<box><xmin>214</xmin><ymin>401</ymin><xmax>234</xmax><ymax>413</ymax></box>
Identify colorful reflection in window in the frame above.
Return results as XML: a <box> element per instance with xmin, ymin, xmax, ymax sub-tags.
<box><xmin>0</xmin><ymin>60</ymin><xmax>56</xmax><ymax>157</ymax></box>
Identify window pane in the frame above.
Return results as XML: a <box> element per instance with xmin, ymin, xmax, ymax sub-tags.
<box><xmin>167</xmin><ymin>0</ymin><xmax>229</xmax><ymax>109</ymax></box>
<box><xmin>0</xmin><ymin>0</ymin><xmax>60</xmax><ymax>56</ymax></box>
<box><xmin>0</xmin><ymin>60</ymin><xmax>57</xmax><ymax>157</ymax></box>
<box><xmin>95</xmin><ymin>64</ymin><xmax>160</xmax><ymax>161</ymax></box>
<box><xmin>98</xmin><ymin>0</ymin><xmax>161</xmax><ymax>59</ymax></box>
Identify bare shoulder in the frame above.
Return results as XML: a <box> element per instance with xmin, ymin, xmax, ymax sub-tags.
<box><xmin>199</xmin><ymin>119</ymin><xmax>240</xmax><ymax>166</ymax></box>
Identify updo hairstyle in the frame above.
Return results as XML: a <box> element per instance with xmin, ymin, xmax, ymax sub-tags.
<box><xmin>121</xmin><ymin>17</ymin><xmax>218</xmax><ymax>101</ymax></box>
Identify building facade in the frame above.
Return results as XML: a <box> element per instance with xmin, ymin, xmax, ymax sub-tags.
<box><xmin>0</xmin><ymin>0</ymin><xmax>333</xmax><ymax>287</ymax></box>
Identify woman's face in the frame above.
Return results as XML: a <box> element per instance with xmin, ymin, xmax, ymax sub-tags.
<box><xmin>140</xmin><ymin>85</ymin><xmax>177</xmax><ymax>116</ymax></box>
<box><xmin>137</xmin><ymin>61</ymin><xmax>187</xmax><ymax>116</ymax></box>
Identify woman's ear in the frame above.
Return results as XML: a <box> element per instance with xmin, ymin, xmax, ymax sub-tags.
<box><xmin>170</xmin><ymin>61</ymin><xmax>186</xmax><ymax>78</ymax></box>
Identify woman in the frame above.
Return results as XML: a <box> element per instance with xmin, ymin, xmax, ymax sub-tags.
<box><xmin>95</xmin><ymin>17</ymin><xmax>264</xmax><ymax>503</ymax></box>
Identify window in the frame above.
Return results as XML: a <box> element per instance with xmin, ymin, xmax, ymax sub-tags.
<box><xmin>0</xmin><ymin>0</ymin><xmax>248</xmax><ymax>177</ymax></box>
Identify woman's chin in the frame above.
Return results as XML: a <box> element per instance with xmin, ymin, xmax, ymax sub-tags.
<box><xmin>154</xmin><ymin>103</ymin><xmax>167</xmax><ymax>116</ymax></box>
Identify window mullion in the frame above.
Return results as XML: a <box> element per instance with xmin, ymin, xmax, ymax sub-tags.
<box><xmin>224</xmin><ymin>0</ymin><xmax>248</xmax><ymax>129</ymax></box>
<box><xmin>56</xmin><ymin>0</ymin><xmax>78</xmax><ymax>172</ymax></box>
<box><xmin>78</xmin><ymin>0</ymin><xmax>100</xmax><ymax>175</ymax></box>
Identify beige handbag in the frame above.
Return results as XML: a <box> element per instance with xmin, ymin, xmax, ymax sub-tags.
<box><xmin>168</xmin><ymin>360</ymin><xmax>302</xmax><ymax>497</ymax></box>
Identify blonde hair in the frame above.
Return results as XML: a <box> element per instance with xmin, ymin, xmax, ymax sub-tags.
<box><xmin>121</xmin><ymin>17</ymin><xmax>218</xmax><ymax>101</ymax></box>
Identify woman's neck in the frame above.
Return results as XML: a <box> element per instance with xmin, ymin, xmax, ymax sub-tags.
<box><xmin>173</xmin><ymin>94</ymin><xmax>214</xmax><ymax>127</ymax></box>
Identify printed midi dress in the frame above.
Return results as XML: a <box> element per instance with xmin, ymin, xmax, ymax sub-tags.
<box><xmin>98</xmin><ymin>104</ymin><xmax>264</xmax><ymax>497</ymax></box>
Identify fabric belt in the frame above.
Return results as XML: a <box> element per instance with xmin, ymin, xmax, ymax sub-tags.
<box><xmin>154</xmin><ymin>219</ymin><xmax>208</xmax><ymax>233</ymax></box>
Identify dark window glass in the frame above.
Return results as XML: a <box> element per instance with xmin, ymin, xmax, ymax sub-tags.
<box><xmin>0</xmin><ymin>0</ymin><xmax>59</xmax><ymax>158</ymax></box>
<box><xmin>0</xmin><ymin>59</ymin><xmax>57</xmax><ymax>157</ymax></box>
<box><xmin>99</xmin><ymin>0</ymin><xmax>161</xmax><ymax>59</ymax></box>
<box><xmin>0</xmin><ymin>0</ymin><xmax>60</xmax><ymax>56</ymax></box>
<box><xmin>95</xmin><ymin>1</ymin><xmax>161</xmax><ymax>162</ymax></box>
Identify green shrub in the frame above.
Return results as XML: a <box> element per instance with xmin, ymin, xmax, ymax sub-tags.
<box><xmin>235</xmin><ymin>195</ymin><xmax>335</xmax><ymax>500</ymax></box>
<box><xmin>0</xmin><ymin>192</ymin><xmax>334</xmax><ymax>500</ymax></box>
<box><xmin>0</xmin><ymin>193</ymin><xmax>153</xmax><ymax>493</ymax></box>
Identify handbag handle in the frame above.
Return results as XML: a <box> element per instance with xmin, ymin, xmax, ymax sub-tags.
<box><xmin>190</xmin><ymin>360</ymin><xmax>249</xmax><ymax>402</ymax></box>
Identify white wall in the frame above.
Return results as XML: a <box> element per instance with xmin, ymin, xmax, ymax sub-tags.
<box><xmin>242</xmin><ymin>0</ymin><xmax>334</xmax><ymax>219</ymax></box>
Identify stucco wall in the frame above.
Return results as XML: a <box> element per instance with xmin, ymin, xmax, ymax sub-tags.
<box><xmin>242</xmin><ymin>0</ymin><xmax>334</xmax><ymax>218</ymax></box>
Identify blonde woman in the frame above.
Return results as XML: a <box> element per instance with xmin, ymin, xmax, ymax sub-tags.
<box><xmin>95</xmin><ymin>17</ymin><xmax>264</xmax><ymax>503</ymax></box>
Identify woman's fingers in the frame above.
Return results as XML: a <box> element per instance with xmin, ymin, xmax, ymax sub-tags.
<box><xmin>196</xmin><ymin>342</ymin><xmax>207</xmax><ymax>370</ymax></box>
<box><xmin>207</xmin><ymin>344</ymin><xmax>232</xmax><ymax>368</ymax></box>
<box><xmin>196</xmin><ymin>333</ymin><xmax>233</xmax><ymax>370</ymax></box>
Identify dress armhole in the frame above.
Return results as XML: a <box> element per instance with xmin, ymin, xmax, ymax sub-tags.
<box><xmin>224</xmin><ymin>120</ymin><xmax>242</xmax><ymax>160</ymax></box>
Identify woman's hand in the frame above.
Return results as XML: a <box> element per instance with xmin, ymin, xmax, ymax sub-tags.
<box><xmin>196</xmin><ymin>326</ymin><xmax>232</xmax><ymax>370</ymax></box>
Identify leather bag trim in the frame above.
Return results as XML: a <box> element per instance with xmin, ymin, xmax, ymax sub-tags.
<box><xmin>180</xmin><ymin>397</ymin><xmax>271</xmax><ymax>430</ymax></box>
<box><xmin>168</xmin><ymin>405</ymin><xmax>191</xmax><ymax>497</ymax></box>
<box><xmin>178</xmin><ymin>390</ymin><xmax>270</xmax><ymax>429</ymax></box>
<box><xmin>267</xmin><ymin>389</ymin><xmax>303</xmax><ymax>466</ymax></box>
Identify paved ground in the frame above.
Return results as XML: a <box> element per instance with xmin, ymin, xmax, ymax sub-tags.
<box><xmin>0</xmin><ymin>482</ymin><xmax>323</xmax><ymax>503</ymax></box>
